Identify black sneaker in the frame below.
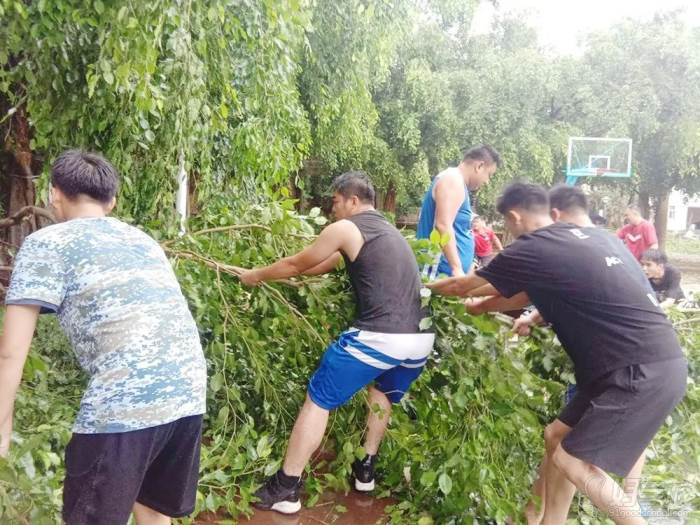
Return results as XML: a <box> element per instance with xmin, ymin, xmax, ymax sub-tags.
<box><xmin>352</xmin><ymin>455</ymin><xmax>376</xmax><ymax>492</ymax></box>
<box><xmin>253</xmin><ymin>472</ymin><xmax>302</xmax><ymax>514</ymax></box>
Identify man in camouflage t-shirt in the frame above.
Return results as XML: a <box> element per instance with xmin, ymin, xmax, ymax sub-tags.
<box><xmin>0</xmin><ymin>150</ymin><xmax>206</xmax><ymax>525</ymax></box>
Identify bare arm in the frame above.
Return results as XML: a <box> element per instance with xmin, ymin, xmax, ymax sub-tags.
<box><xmin>0</xmin><ymin>305</ymin><xmax>40</xmax><ymax>457</ymax></box>
<box><xmin>434</xmin><ymin>176</ymin><xmax>467</xmax><ymax>276</ymax></box>
<box><xmin>240</xmin><ymin>221</ymin><xmax>353</xmax><ymax>285</ymax></box>
<box><xmin>492</xmin><ymin>233</ymin><xmax>504</xmax><ymax>252</ymax></box>
<box><xmin>302</xmin><ymin>252</ymin><xmax>343</xmax><ymax>276</ymax></box>
<box><xmin>464</xmin><ymin>292</ymin><xmax>531</xmax><ymax>315</ymax></box>
<box><xmin>469</xmin><ymin>282</ymin><xmax>499</xmax><ymax>297</ymax></box>
<box><xmin>426</xmin><ymin>272</ymin><xmax>489</xmax><ymax>297</ymax></box>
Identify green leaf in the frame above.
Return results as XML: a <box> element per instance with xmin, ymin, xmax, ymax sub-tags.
<box><xmin>420</xmin><ymin>470</ymin><xmax>437</xmax><ymax>487</ymax></box>
<box><xmin>429</xmin><ymin>229</ymin><xmax>441</xmax><ymax>245</ymax></box>
<box><xmin>18</xmin><ymin>452</ymin><xmax>35</xmax><ymax>480</ymax></box>
<box><xmin>419</xmin><ymin>317</ymin><xmax>433</xmax><ymax>331</ymax></box>
<box><xmin>454</xmin><ymin>391</ymin><xmax>467</xmax><ymax>408</ymax></box>
<box><xmin>210</xmin><ymin>372</ymin><xmax>223</xmax><ymax>392</ymax></box>
<box><xmin>438</xmin><ymin>472</ymin><xmax>452</xmax><ymax>495</ymax></box>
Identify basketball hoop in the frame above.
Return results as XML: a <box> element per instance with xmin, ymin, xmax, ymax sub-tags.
<box><xmin>565</xmin><ymin>137</ymin><xmax>632</xmax><ymax>185</ymax></box>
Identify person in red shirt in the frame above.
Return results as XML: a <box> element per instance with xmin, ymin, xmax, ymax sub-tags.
<box><xmin>472</xmin><ymin>215</ymin><xmax>503</xmax><ymax>266</ymax></box>
<box><xmin>617</xmin><ymin>205</ymin><xmax>658</xmax><ymax>260</ymax></box>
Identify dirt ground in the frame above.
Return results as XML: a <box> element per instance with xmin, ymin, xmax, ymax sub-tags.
<box><xmin>195</xmin><ymin>490</ymin><xmax>394</xmax><ymax>525</ymax></box>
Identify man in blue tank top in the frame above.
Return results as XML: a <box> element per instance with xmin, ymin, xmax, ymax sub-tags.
<box><xmin>240</xmin><ymin>172</ymin><xmax>434</xmax><ymax>515</ymax></box>
<box><xmin>416</xmin><ymin>145</ymin><xmax>500</xmax><ymax>278</ymax></box>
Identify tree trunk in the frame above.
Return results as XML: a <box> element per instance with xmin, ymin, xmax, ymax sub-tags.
<box><xmin>653</xmin><ymin>191</ymin><xmax>670</xmax><ymax>251</ymax></box>
<box><xmin>382</xmin><ymin>183</ymin><xmax>397</xmax><ymax>214</ymax></box>
<box><xmin>1</xmin><ymin>103</ymin><xmax>41</xmax><ymax>294</ymax></box>
<box><xmin>638</xmin><ymin>189</ymin><xmax>651</xmax><ymax>219</ymax></box>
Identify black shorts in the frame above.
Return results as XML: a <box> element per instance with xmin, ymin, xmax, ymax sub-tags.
<box><xmin>63</xmin><ymin>414</ymin><xmax>203</xmax><ymax>525</ymax></box>
<box><xmin>559</xmin><ymin>358</ymin><xmax>687</xmax><ymax>477</ymax></box>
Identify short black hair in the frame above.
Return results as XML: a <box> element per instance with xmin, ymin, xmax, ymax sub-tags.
<box><xmin>51</xmin><ymin>150</ymin><xmax>119</xmax><ymax>203</ymax></box>
<box><xmin>331</xmin><ymin>171</ymin><xmax>375</xmax><ymax>205</ymax></box>
<box><xmin>496</xmin><ymin>182</ymin><xmax>549</xmax><ymax>215</ymax></box>
<box><xmin>641</xmin><ymin>249</ymin><xmax>668</xmax><ymax>265</ymax></box>
<box><xmin>462</xmin><ymin>144</ymin><xmax>501</xmax><ymax>167</ymax></box>
<box><xmin>549</xmin><ymin>184</ymin><xmax>588</xmax><ymax>213</ymax></box>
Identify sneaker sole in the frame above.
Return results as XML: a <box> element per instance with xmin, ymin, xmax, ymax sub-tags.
<box><xmin>355</xmin><ymin>478</ymin><xmax>375</xmax><ymax>492</ymax></box>
<box><xmin>271</xmin><ymin>500</ymin><xmax>302</xmax><ymax>514</ymax></box>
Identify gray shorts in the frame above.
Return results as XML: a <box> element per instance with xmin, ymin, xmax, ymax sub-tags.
<box><xmin>559</xmin><ymin>357</ymin><xmax>687</xmax><ymax>477</ymax></box>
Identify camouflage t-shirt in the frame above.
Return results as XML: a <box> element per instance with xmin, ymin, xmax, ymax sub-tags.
<box><xmin>6</xmin><ymin>217</ymin><xmax>207</xmax><ymax>434</ymax></box>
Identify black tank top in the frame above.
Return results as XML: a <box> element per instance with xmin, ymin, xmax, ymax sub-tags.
<box><xmin>343</xmin><ymin>210</ymin><xmax>428</xmax><ymax>333</ymax></box>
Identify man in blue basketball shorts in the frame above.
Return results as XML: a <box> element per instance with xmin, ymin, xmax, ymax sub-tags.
<box><xmin>240</xmin><ymin>171</ymin><xmax>434</xmax><ymax>514</ymax></box>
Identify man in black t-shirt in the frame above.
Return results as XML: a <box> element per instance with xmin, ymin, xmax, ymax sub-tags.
<box><xmin>640</xmin><ymin>249</ymin><xmax>685</xmax><ymax>307</ymax></box>
<box><xmin>429</xmin><ymin>183</ymin><xmax>687</xmax><ymax>525</ymax></box>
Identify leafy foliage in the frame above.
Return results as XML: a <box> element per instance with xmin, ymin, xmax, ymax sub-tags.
<box><xmin>1</xmin><ymin>1</ymin><xmax>699</xmax><ymax>523</ymax></box>
<box><xmin>1</xmin><ymin>202</ymin><xmax>697</xmax><ymax>523</ymax></box>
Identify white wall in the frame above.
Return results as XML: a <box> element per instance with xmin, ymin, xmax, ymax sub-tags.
<box><xmin>667</xmin><ymin>189</ymin><xmax>700</xmax><ymax>232</ymax></box>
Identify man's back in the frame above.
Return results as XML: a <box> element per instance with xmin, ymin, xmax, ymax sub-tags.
<box><xmin>7</xmin><ymin>217</ymin><xmax>206</xmax><ymax>433</ymax></box>
<box><xmin>416</xmin><ymin>168</ymin><xmax>473</xmax><ymax>276</ymax></box>
<box><xmin>478</xmin><ymin>223</ymin><xmax>682</xmax><ymax>386</ymax></box>
<box><xmin>343</xmin><ymin>211</ymin><xmax>427</xmax><ymax>334</ymax></box>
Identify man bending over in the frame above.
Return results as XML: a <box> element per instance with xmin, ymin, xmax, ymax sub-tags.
<box><xmin>429</xmin><ymin>182</ymin><xmax>686</xmax><ymax>525</ymax></box>
<box><xmin>0</xmin><ymin>150</ymin><xmax>206</xmax><ymax>525</ymax></box>
<box><xmin>241</xmin><ymin>172</ymin><xmax>434</xmax><ymax>514</ymax></box>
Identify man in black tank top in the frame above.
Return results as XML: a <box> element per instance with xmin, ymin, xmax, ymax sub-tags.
<box><xmin>240</xmin><ymin>172</ymin><xmax>434</xmax><ymax>514</ymax></box>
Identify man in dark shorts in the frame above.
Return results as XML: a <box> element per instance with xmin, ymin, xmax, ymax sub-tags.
<box><xmin>240</xmin><ymin>171</ymin><xmax>434</xmax><ymax>514</ymax></box>
<box><xmin>512</xmin><ymin>185</ymin><xmax>649</xmax><ymax>522</ymax></box>
<box><xmin>0</xmin><ymin>151</ymin><xmax>207</xmax><ymax>524</ymax></box>
<box><xmin>640</xmin><ymin>249</ymin><xmax>685</xmax><ymax>307</ymax></box>
<box><xmin>429</xmin><ymin>182</ymin><xmax>687</xmax><ymax>524</ymax></box>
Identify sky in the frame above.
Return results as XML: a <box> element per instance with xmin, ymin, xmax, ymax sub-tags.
<box><xmin>470</xmin><ymin>0</ymin><xmax>700</xmax><ymax>54</ymax></box>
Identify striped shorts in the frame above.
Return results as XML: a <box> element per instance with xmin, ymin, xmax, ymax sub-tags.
<box><xmin>308</xmin><ymin>328</ymin><xmax>435</xmax><ymax>410</ymax></box>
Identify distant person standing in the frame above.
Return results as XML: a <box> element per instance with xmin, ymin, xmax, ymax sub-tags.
<box><xmin>472</xmin><ymin>216</ymin><xmax>503</xmax><ymax>266</ymax></box>
<box><xmin>617</xmin><ymin>205</ymin><xmax>658</xmax><ymax>260</ymax></box>
<box><xmin>640</xmin><ymin>249</ymin><xmax>685</xmax><ymax>307</ymax></box>
<box><xmin>416</xmin><ymin>145</ymin><xmax>500</xmax><ymax>279</ymax></box>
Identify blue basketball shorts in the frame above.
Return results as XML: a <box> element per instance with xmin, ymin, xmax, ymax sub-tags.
<box><xmin>308</xmin><ymin>328</ymin><xmax>435</xmax><ymax>410</ymax></box>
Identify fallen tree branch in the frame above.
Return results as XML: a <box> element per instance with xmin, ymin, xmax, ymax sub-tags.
<box><xmin>0</xmin><ymin>206</ymin><xmax>56</xmax><ymax>229</ymax></box>
<box><xmin>165</xmin><ymin>248</ymin><xmax>323</xmax><ymax>289</ymax></box>
<box><xmin>161</xmin><ymin>223</ymin><xmax>315</xmax><ymax>247</ymax></box>
<box><xmin>166</xmin><ymin>247</ymin><xmax>327</xmax><ymax>345</ymax></box>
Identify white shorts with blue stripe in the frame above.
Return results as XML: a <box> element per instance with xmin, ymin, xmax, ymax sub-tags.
<box><xmin>308</xmin><ymin>328</ymin><xmax>435</xmax><ymax>410</ymax></box>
